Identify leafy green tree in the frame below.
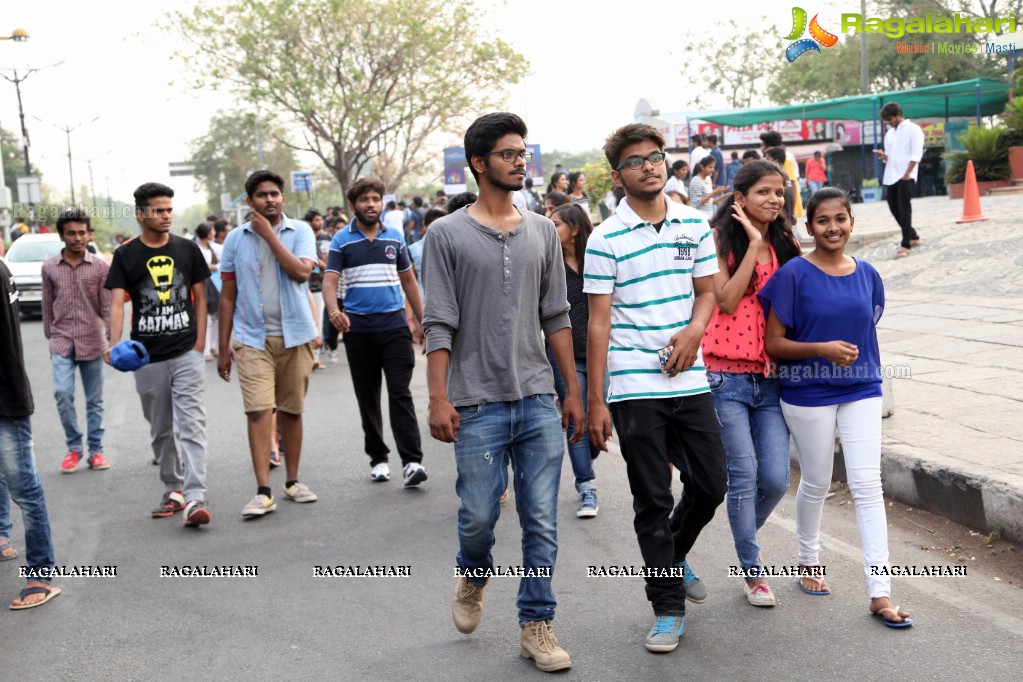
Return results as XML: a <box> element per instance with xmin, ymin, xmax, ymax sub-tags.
<box><xmin>175</xmin><ymin>0</ymin><xmax>522</xmax><ymax>197</ymax></box>
<box><xmin>1</xmin><ymin>125</ymin><xmax>42</xmax><ymax>208</ymax></box>
<box><xmin>770</xmin><ymin>0</ymin><xmax>1010</xmax><ymax>103</ymax></box>
<box><xmin>678</xmin><ymin>18</ymin><xmax>783</xmax><ymax>110</ymax></box>
<box><xmin>543</xmin><ymin>149</ymin><xmax>606</xmax><ymax>177</ymax></box>
<box><xmin>189</xmin><ymin>111</ymin><xmax>297</xmax><ymax>215</ymax></box>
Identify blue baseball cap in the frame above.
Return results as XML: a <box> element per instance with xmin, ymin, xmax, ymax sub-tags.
<box><xmin>110</xmin><ymin>340</ymin><xmax>150</xmax><ymax>372</ymax></box>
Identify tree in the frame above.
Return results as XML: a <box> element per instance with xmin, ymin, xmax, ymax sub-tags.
<box><xmin>175</xmin><ymin>0</ymin><xmax>522</xmax><ymax>197</ymax></box>
<box><xmin>1</xmin><ymin>125</ymin><xmax>42</xmax><ymax>207</ymax></box>
<box><xmin>769</xmin><ymin>0</ymin><xmax>1011</xmax><ymax>104</ymax></box>
<box><xmin>543</xmin><ymin>149</ymin><xmax>606</xmax><ymax>176</ymax></box>
<box><xmin>189</xmin><ymin>111</ymin><xmax>297</xmax><ymax>215</ymax></box>
<box><xmin>678</xmin><ymin>18</ymin><xmax>783</xmax><ymax>110</ymax></box>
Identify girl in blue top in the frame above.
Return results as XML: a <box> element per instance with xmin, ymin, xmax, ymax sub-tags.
<box><xmin>760</xmin><ymin>187</ymin><xmax>912</xmax><ymax>628</ymax></box>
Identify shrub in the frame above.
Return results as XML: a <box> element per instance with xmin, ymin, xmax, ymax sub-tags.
<box><xmin>943</xmin><ymin>127</ymin><xmax>1011</xmax><ymax>184</ymax></box>
<box><xmin>1000</xmin><ymin>97</ymin><xmax>1023</xmax><ymax>147</ymax></box>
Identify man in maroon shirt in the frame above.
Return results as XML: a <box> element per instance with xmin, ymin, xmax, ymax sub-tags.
<box><xmin>42</xmin><ymin>208</ymin><xmax>112</xmax><ymax>473</ymax></box>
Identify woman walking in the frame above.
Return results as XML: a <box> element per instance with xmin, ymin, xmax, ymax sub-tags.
<box><xmin>704</xmin><ymin>160</ymin><xmax>801</xmax><ymax>607</ymax></box>
<box><xmin>760</xmin><ymin>187</ymin><xmax>912</xmax><ymax>628</ymax></box>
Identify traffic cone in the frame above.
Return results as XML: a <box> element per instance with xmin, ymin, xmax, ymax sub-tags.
<box><xmin>956</xmin><ymin>160</ymin><xmax>989</xmax><ymax>223</ymax></box>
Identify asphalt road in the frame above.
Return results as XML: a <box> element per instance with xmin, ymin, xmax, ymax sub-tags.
<box><xmin>2</xmin><ymin>317</ymin><xmax>1022</xmax><ymax>681</ymax></box>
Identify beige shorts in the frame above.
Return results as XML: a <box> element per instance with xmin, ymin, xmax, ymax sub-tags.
<box><xmin>234</xmin><ymin>336</ymin><xmax>315</xmax><ymax>414</ymax></box>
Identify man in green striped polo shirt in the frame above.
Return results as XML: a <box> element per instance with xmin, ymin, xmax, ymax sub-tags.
<box><xmin>584</xmin><ymin>123</ymin><xmax>727</xmax><ymax>654</ymax></box>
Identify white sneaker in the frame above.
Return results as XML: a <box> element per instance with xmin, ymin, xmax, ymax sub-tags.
<box><xmin>283</xmin><ymin>481</ymin><xmax>318</xmax><ymax>503</ymax></box>
<box><xmin>370</xmin><ymin>462</ymin><xmax>390</xmax><ymax>482</ymax></box>
<box><xmin>403</xmin><ymin>462</ymin><xmax>428</xmax><ymax>487</ymax></box>
<box><xmin>329</xmin><ymin>350</ymin><xmax>338</xmax><ymax>364</ymax></box>
<box><xmin>241</xmin><ymin>494</ymin><xmax>276</xmax><ymax>517</ymax></box>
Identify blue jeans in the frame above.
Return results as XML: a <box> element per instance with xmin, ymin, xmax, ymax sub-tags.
<box><xmin>0</xmin><ymin>417</ymin><xmax>55</xmax><ymax>579</ymax></box>
<box><xmin>0</xmin><ymin>476</ymin><xmax>10</xmax><ymax>539</ymax></box>
<box><xmin>454</xmin><ymin>395</ymin><xmax>564</xmax><ymax>625</ymax></box>
<box><xmin>808</xmin><ymin>181</ymin><xmax>825</xmax><ymax>195</ymax></box>
<box><xmin>708</xmin><ymin>372</ymin><xmax>790</xmax><ymax>575</ymax></box>
<box><xmin>52</xmin><ymin>351</ymin><xmax>105</xmax><ymax>454</ymax></box>
<box><xmin>546</xmin><ymin>348</ymin><xmax>603</xmax><ymax>491</ymax></box>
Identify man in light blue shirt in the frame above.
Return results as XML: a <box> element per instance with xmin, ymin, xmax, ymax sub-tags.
<box><xmin>218</xmin><ymin>170</ymin><xmax>320</xmax><ymax>518</ymax></box>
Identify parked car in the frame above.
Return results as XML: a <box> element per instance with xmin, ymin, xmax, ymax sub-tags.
<box><xmin>1</xmin><ymin>233</ymin><xmax>63</xmax><ymax>317</ymax></box>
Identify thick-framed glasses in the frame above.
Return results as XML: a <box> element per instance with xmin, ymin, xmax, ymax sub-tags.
<box><xmin>483</xmin><ymin>149</ymin><xmax>533</xmax><ymax>163</ymax></box>
<box><xmin>616</xmin><ymin>151</ymin><xmax>666</xmax><ymax>171</ymax></box>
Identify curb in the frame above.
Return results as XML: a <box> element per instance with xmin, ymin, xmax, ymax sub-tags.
<box><xmin>790</xmin><ymin>437</ymin><xmax>1023</xmax><ymax>547</ymax></box>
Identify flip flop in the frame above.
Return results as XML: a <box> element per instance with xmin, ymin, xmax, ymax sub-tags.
<box><xmin>798</xmin><ymin>573</ymin><xmax>830</xmax><ymax>596</ymax></box>
<box><xmin>872</xmin><ymin>605</ymin><xmax>913</xmax><ymax>628</ymax></box>
<box><xmin>0</xmin><ymin>539</ymin><xmax>18</xmax><ymax>562</ymax></box>
<box><xmin>895</xmin><ymin>248</ymin><xmax>911</xmax><ymax>259</ymax></box>
<box><xmin>10</xmin><ymin>585</ymin><xmax>62</xmax><ymax>610</ymax></box>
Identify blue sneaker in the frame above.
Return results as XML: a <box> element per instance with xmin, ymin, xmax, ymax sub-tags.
<box><xmin>679</xmin><ymin>560</ymin><xmax>707</xmax><ymax>604</ymax></box>
<box><xmin>576</xmin><ymin>489</ymin><xmax>599</xmax><ymax>518</ymax></box>
<box><xmin>645</xmin><ymin>614</ymin><xmax>684</xmax><ymax>652</ymax></box>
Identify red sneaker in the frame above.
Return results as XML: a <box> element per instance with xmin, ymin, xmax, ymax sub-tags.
<box><xmin>182</xmin><ymin>500</ymin><xmax>211</xmax><ymax>527</ymax></box>
<box><xmin>60</xmin><ymin>451</ymin><xmax>82</xmax><ymax>473</ymax></box>
<box><xmin>88</xmin><ymin>453</ymin><xmax>111</xmax><ymax>470</ymax></box>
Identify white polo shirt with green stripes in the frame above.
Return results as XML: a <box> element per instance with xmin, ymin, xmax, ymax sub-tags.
<box><xmin>583</xmin><ymin>196</ymin><xmax>718</xmax><ymax>402</ymax></box>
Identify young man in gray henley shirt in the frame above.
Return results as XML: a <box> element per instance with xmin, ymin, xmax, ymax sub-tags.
<box><xmin>422</xmin><ymin>112</ymin><xmax>583</xmax><ymax>673</ymax></box>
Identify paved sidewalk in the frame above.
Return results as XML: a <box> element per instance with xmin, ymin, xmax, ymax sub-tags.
<box><xmin>822</xmin><ymin>192</ymin><xmax>1023</xmax><ymax>544</ymax></box>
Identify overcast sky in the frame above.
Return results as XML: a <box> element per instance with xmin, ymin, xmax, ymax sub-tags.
<box><xmin>0</xmin><ymin>0</ymin><xmax>996</xmax><ymax>209</ymax></box>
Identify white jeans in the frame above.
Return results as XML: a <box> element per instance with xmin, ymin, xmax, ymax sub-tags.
<box><xmin>781</xmin><ymin>397</ymin><xmax>890</xmax><ymax>597</ymax></box>
<box><xmin>204</xmin><ymin>313</ymin><xmax>218</xmax><ymax>356</ymax></box>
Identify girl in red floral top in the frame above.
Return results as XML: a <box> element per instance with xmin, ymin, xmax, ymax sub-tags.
<box><xmin>702</xmin><ymin>160</ymin><xmax>801</xmax><ymax>607</ymax></box>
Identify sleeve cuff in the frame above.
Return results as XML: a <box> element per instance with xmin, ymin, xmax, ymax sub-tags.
<box><xmin>541</xmin><ymin>313</ymin><xmax>571</xmax><ymax>338</ymax></box>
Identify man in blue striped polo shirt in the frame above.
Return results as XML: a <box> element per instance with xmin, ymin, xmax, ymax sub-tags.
<box><xmin>322</xmin><ymin>178</ymin><xmax>427</xmax><ymax>487</ymax></box>
<box><xmin>584</xmin><ymin>123</ymin><xmax>727</xmax><ymax>654</ymax></box>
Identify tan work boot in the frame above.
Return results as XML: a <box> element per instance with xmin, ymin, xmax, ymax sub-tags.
<box><xmin>452</xmin><ymin>576</ymin><xmax>486</xmax><ymax>634</ymax></box>
<box><xmin>520</xmin><ymin>620</ymin><xmax>572</xmax><ymax>672</ymax></box>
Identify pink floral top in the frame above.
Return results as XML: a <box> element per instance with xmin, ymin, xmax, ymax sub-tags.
<box><xmin>702</xmin><ymin>246</ymin><xmax>779</xmax><ymax>376</ymax></box>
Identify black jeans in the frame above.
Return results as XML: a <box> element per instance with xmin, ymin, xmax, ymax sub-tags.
<box><xmin>611</xmin><ymin>394</ymin><xmax>727</xmax><ymax>614</ymax></box>
<box><xmin>885</xmin><ymin>179</ymin><xmax>919</xmax><ymax>249</ymax></box>
<box><xmin>344</xmin><ymin>326</ymin><xmax>423</xmax><ymax>467</ymax></box>
<box><xmin>322</xmin><ymin>298</ymin><xmax>341</xmax><ymax>352</ymax></box>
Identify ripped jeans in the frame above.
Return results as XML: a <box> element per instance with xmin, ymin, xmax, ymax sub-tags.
<box><xmin>453</xmin><ymin>395</ymin><xmax>564</xmax><ymax>626</ymax></box>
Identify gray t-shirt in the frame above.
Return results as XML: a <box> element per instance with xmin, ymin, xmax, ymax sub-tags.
<box><xmin>256</xmin><ymin>228</ymin><xmax>283</xmax><ymax>336</ymax></box>
<box><xmin>422</xmin><ymin>207</ymin><xmax>571</xmax><ymax>407</ymax></box>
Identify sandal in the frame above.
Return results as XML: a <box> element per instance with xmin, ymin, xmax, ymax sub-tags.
<box><xmin>798</xmin><ymin>568</ymin><xmax>830</xmax><ymax>595</ymax></box>
<box><xmin>10</xmin><ymin>584</ymin><xmax>62</xmax><ymax>610</ymax></box>
<box><xmin>0</xmin><ymin>538</ymin><xmax>18</xmax><ymax>562</ymax></box>
<box><xmin>871</xmin><ymin>603</ymin><xmax>913</xmax><ymax>628</ymax></box>
<box><xmin>895</xmin><ymin>247</ymin><xmax>911</xmax><ymax>259</ymax></box>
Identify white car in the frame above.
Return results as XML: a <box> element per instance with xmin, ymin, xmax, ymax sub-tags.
<box><xmin>1</xmin><ymin>233</ymin><xmax>63</xmax><ymax>317</ymax></box>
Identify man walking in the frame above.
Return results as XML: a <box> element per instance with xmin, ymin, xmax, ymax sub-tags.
<box><xmin>43</xmin><ymin>208</ymin><xmax>112</xmax><ymax>473</ymax></box>
<box><xmin>1</xmin><ymin>259</ymin><xmax>61</xmax><ymax>609</ymax></box>
<box><xmin>218</xmin><ymin>170</ymin><xmax>320</xmax><ymax>517</ymax></box>
<box><xmin>322</xmin><ymin>178</ymin><xmax>428</xmax><ymax>487</ymax></box>
<box><xmin>423</xmin><ymin>112</ymin><xmax>582</xmax><ymax>672</ymax></box>
<box><xmin>875</xmin><ymin>102</ymin><xmax>924</xmax><ymax>259</ymax></box>
<box><xmin>106</xmin><ymin>183</ymin><xmax>212</xmax><ymax>527</ymax></box>
<box><xmin>584</xmin><ymin>123</ymin><xmax>727</xmax><ymax>654</ymax></box>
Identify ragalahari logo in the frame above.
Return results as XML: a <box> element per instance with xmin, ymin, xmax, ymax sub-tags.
<box><xmin>784</xmin><ymin>7</ymin><xmax>839</xmax><ymax>62</ymax></box>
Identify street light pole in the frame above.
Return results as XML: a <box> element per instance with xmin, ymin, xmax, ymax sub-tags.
<box><xmin>36</xmin><ymin>116</ymin><xmax>99</xmax><ymax>205</ymax></box>
<box><xmin>0</xmin><ymin>57</ymin><xmax>63</xmax><ymax>219</ymax></box>
<box><xmin>0</xmin><ymin>62</ymin><xmax>64</xmax><ymax>176</ymax></box>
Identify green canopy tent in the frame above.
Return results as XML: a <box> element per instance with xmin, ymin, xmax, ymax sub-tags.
<box><xmin>695</xmin><ymin>78</ymin><xmax>1009</xmax><ymax>127</ymax></box>
<box><xmin>691</xmin><ymin>78</ymin><xmax>1009</xmax><ymax>189</ymax></box>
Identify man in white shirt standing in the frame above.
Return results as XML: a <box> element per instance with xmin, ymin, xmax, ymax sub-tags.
<box><xmin>689</xmin><ymin>134</ymin><xmax>709</xmax><ymax>168</ymax></box>
<box><xmin>875</xmin><ymin>102</ymin><xmax>924</xmax><ymax>259</ymax></box>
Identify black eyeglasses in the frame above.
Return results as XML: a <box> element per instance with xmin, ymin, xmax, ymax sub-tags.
<box><xmin>483</xmin><ymin>149</ymin><xmax>533</xmax><ymax>163</ymax></box>
<box><xmin>615</xmin><ymin>151</ymin><xmax>666</xmax><ymax>170</ymax></box>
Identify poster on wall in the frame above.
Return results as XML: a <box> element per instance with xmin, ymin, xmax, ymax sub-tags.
<box><xmin>443</xmin><ymin>147</ymin><xmax>467</xmax><ymax>195</ymax></box>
